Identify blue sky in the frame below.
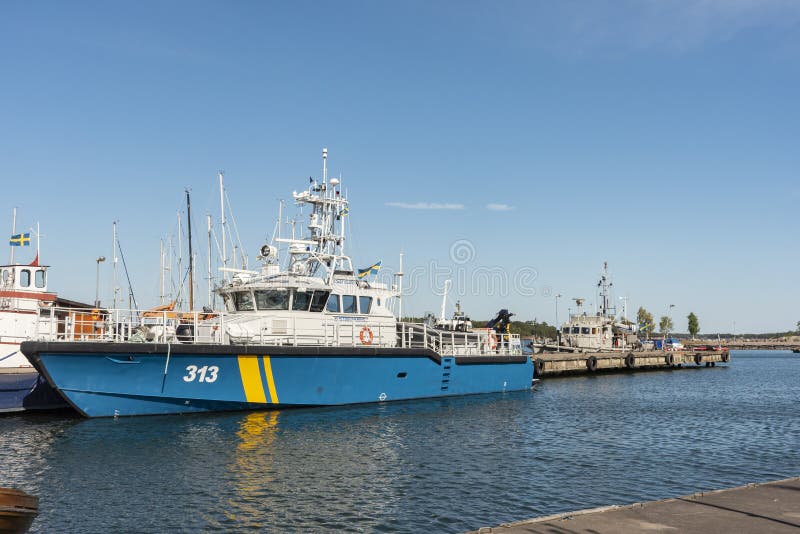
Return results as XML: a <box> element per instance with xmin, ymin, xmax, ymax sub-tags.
<box><xmin>1</xmin><ymin>1</ymin><xmax>798</xmax><ymax>333</ymax></box>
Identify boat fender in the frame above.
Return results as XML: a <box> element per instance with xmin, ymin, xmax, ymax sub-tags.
<box><xmin>694</xmin><ymin>353</ymin><xmax>703</xmax><ymax>365</ymax></box>
<box><xmin>534</xmin><ymin>358</ymin><xmax>545</xmax><ymax>375</ymax></box>
<box><xmin>624</xmin><ymin>353</ymin><xmax>635</xmax><ymax>369</ymax></box>
<box><xmin>586</xmin><ymin>355</ymin><xmax>598</xmax><ymax>372</ymax></box>
<box><xmin>722</xmin><ymin>352</ymin><xmax>730</xmax><ymax>362</ymax></box>
<box><xmin>665</xmin><ymin>353</ymin><xmax>674</xmax><ymax>366</ymax></box>
<box><xmin>176</xmin><ymin>324</ymin><xmax>194</xmax><ymax>343</ymax></box>
<box><xmin>359</xmin><ymin>326</ymin><xmax>374</xmax><ymax>345</ymax></box>
<box><xmin>486</xmin><ymin>331</ymin><xmax>498</xmax><ymax>351</ymax></box>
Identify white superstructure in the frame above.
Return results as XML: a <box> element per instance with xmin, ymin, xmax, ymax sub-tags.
<box><xmin>0</xmin><ymin>261</ymin><xmax>56</xmax><ymax>368</ymax></box>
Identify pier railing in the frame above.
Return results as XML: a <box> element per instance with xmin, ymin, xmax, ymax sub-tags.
<box><xmin>31</xmin><ymin>306</ymin><xmax>521</xmax><ymax>355</ymax></box>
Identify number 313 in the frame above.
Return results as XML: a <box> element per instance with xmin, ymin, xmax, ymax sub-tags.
<box><xmin>183</xmin><ymin>365</ymin><xmax>219</xmax><ymax>383</ymax></box>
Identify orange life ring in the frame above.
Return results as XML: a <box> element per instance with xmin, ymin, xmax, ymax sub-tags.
<box><xmin>359</xmin><ymin>326</ymin><xmax>374</xmax><ymax>345</ymax></box>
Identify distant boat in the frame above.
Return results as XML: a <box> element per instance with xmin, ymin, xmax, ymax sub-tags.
<box><xmin>793</xmin><ymin>349</ymin><xmax>800</xmax><ymax>354</ymax></box>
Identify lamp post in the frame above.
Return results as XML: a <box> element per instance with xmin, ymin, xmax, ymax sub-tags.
<box><xmin>555</xmin><ymin>293</ymin><xmax>562</xmax><ymax>352</ymax></box>
<box><xmin>665</xmin><ymin>303</ymin><xmax>675</xmax><ymax>350</ymax></box>
<box><xmin>95</xmin><ymin>256</ymin><xmax>106</xmax><ymax>308</ymax></box>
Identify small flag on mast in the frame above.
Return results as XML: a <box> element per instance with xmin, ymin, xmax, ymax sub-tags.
<box><xmin>9</xmin><ymin>233</ymin><xmax>30</xmax><ymax>246</ymax></box>
<box><xmin>357</xmin><ymin>261</ymin><xmax>381</xmax><ymax>279</ymax></box>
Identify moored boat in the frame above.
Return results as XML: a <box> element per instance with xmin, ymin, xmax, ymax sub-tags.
<box><xmin>0</xmin><ymin>487</ymin><xmax>38</xmax><ymax>533</ymax></box>
<box><xmin>1</xmin><ymin>213</ymin><xmax>91</xmax><ymax>413</ymax></box>
<box><xmin>22</xmin><ymin>149</ymin><xmax>534</xmax><ymax>417</ymax></box>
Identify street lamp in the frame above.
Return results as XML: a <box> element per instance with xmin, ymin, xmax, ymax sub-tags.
<box><xmin>665</xmin><ymin>304</ymin><xmax>675</xmax><ymax>350</ymax></box>
<box><xmin>95</xmin><ymin>256</ymin><xmax>106</xmax><ymax>308</ymax></box>
<box><xmin>555</xmin><ymin>294</ymin><xmax>562</xmax><ymax>352</ymax></box>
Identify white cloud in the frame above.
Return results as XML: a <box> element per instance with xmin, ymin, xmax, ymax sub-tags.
<box><xmin>486</xmin><ymin>203</ymin><xmax>515</xmax><ymax>211</ymax></box>
<box><xmin>386</xmin><ymin>202</ymin><xmax>465</xmax><ymax>210</ymax></box>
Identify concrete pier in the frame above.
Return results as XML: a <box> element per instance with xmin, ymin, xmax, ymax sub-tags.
<box><xmin>471</xmin><ymin>477</ymin><xmax>800</xmax><ymax>533</ymax></box>
<box><xmin>533</xmin><ymin>349</ymin><xmax>730</xmax><ymax>377</ymax></box>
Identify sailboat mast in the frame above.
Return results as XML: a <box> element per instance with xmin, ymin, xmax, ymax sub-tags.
<box><xmin>159</xmin><ymin>238</ymin><xmax>165</xmax><ymax>305</ymax></box>
<box><xmin>10</xmin><ymin>207</ymin><xmax>16</xmax><ymax>264</ymax></box>
<box><xmin>112</xmin><ymin>222</ymin><xmax>119</xmax><ymax>309</ymax></box>
<box><xmin>186</xmin><ymin>189</ymin><xmax>194</xmax><ymax>310</ymax></box>
<box><xmin>219</xmin><ymin>172</ymin><xmax>227</xmax><ymax>280</ymax></box>
<box><xmin>177</xmin><ymin>211</ymin><xmax>183</xmax><ymax>308</ymax></box>
<box><xmin>206</xmin><ymin>213</ymin><xmax>212</xmax><ymax>308</ymax></box>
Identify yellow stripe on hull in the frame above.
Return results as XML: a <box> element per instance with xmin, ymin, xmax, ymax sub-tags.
<box><xmin>237</xmin><ymin>355</ymin><xmax>267</xmax><ymax>404</ymax></box>
<box><xmin>263</xmin><ymin>356</ymin><xmax>279</xmax><ymax>404</ymax></box>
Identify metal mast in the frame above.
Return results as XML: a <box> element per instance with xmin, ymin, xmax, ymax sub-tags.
<box><xmin>219</xmin><ymin>172</ymin><xmax>227</xmax><ymax>280</ymax></box>
<box><xmin>10</xmin><ymin>207</ymin><xmax>16</xmax><ymax>264</ymax></box>
<box><xmin>186</xmin><ymin>189</ymin><xmax>194</xmax><ymax>310</ymax></box>
<box><xmin>112</xmin><ymin>222</ymin><xmax>119</xmax><ymax>309</ymax></box>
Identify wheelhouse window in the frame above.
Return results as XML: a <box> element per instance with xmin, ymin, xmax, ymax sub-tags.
<box><xmin>571</xmin><ymin>326</ymin><xmax>579</xmax><ymax>334</ymax></box>
<box><xmin>20</xmin><ymin>269</ymin><xmax>31</xmax><ymax>288</ymax></box>
<box><xmin>581</xmin><ymin>327</ymin><xmax>590</xmax><ymax>334</ymax></box>
<box><xmin>255</xmin><ymin>289</ymin><xmax>289</xmax><ymax>310</ymax></box>
<box><xmin>309</xmin><ymin>291</ymin><xmax>329</xmax><ymax>312</ymax></box>
<box><xmin>35</xmin><ymin>269</ymin><xmax>46</xmax><ymax>288</ymax></box>
<box><xmin>1</xmin><ymin>269</ymin><xmax>8</xmax><ymax>283</ymax></box>
<box><xmin>326</xmin><ymin>294</ymin><xmax>340</xmax><ymax>313</ymax></box>
<box><xmin>291</xmin><ymin>290</ymin><xmax>311</xmax><ymax>311</ymax></box>
<box><xmin>359</xmin><ymin>296</ymin><xmax>373</xmax><ymax>314</ymax></box>
<box><xmin>342</xmin><ymin>295</ymin><xmax>357</xmax><ymax>314</ymax></box>
<box><xmin>233</xmin><ymin>291</ymin><xmax>254</xmax><ymax>311</ymax></box>
<box><xmin>591</xmin><ymin>328</ymin><xmax>597</xmax><ymax>334</ymax></box>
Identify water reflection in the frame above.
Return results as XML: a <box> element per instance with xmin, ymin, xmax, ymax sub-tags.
<box><xmin>1</xmin><ymin>353</ymin><xmax>797</xmax><ymax>533</ymax></box>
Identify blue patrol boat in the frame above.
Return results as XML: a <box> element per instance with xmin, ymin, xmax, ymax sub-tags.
<box><xmin>21</xmin><ymin>149</ymin><xmax>533</xmax><ymax>417</ymax></box>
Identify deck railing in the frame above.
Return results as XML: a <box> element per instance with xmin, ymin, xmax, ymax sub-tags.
<box><xmin>31</xmin><ymin>306</ymin><xmax>521</xmax><ymax>355</ymax></box>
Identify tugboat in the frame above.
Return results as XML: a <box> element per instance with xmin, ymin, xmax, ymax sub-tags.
<box><xmin>558</xmin><ymin>263</ymin><xmax>638</xmax><ymax>352</ymax></box>
<box><xmin>22</xmin><ymin>149</ymin><xmax>533</xmax><ymax>417</ymax></box>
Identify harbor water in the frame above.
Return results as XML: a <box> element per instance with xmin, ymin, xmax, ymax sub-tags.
<box><xmin>1</xmin><ymin>350</ymin><xmax>798</xmax><ymax>533</ymax></box>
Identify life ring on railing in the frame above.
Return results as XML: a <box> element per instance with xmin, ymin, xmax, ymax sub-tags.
<box><xmin>486</xmin><ymin>331</ymin><xmax>498</xmax><ymax>351</ymax></box>
<box><xmin>359</xmin><ymin>326</ymin><xmax>374</xmax><ymax>346</ymax></box>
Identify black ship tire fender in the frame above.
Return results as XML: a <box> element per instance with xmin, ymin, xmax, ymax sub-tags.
<box><xmin>694</xmin><ymin>353</ymin><xmax>703</xmax><ymax>365</ymax></box>
<box><xmin>721</xmin><ymin>352</ymin><xmax>730</xmax><ymax>363</ymax></box>
<box><xmin>534</xmin><ymin>358</ymin><xmax>545</xmax><ymax>376</ymax></box>
<box><xmin>624</xmin><ymin>353</ymin><xmax>636</xmax><ymax>369</ymax></box>
<box><xmin>586</xmin><ymin>355</ymin><xmax>598</xmax><ymax>372</ymax></box>
<box><xmin>665</xmin><ymin>353</ymin><xmax>674</xmax><ymax>366</ymax></box>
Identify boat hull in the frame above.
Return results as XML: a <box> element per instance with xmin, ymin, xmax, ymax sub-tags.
<box><xmin>0</xmin><ymin>370</ymin><xmax>67</xmax><ymax>413</ymax></box>
<box><xmin>21</xmin><ymin>342</ymin><xmax>533</xmax><ymax>417</ymax></box>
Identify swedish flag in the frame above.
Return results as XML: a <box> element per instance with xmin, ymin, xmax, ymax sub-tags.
<box><xmin>338</xmin><ymin>207</ymin><xmax>349</xmax><ymax>217</ymax></box>
<box><xmin>357</xmin><ymin>261</ymin><xmax>381</xmax><ymax>278</ymax></box>
<box><xmin>9</xmin><ymin>233</ymin><xmax>30</xmax><ymax>247</ymax></box>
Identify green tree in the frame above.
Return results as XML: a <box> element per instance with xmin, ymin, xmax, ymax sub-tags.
<box><xmin>637</xmin><ymin>306</ymin><xmax>654</xmax><ymax>339</ymax></box>
<box><xmin>797</xmin><ymin>320</ymin><xmax>800</xmax><ymax>334</ymax></box>
<box><xmin>659</xmin><ymin>315</ymin><xmax>674</xmax><ymax>334</ymax></box>
<box><xmin>687</xmin><ymin>312</ymin><xmax>700</xmax><ymax>338</ymax></box>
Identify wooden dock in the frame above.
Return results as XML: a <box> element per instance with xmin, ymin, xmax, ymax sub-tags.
<box><xmin>533</xmin><ymin>349</ymin><xmax>730</xmax><ymax>377</ymax></box>
<box><xmin>470</xmin><ymin>476</ymin><xmax>800</xmax><ymax>533</ymax></box>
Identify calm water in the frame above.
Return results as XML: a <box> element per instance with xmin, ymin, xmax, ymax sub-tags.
<box><xmin>1</xmin><ymin>351</ymin><xmax>798</xmax><ymax>533</ymax></box>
